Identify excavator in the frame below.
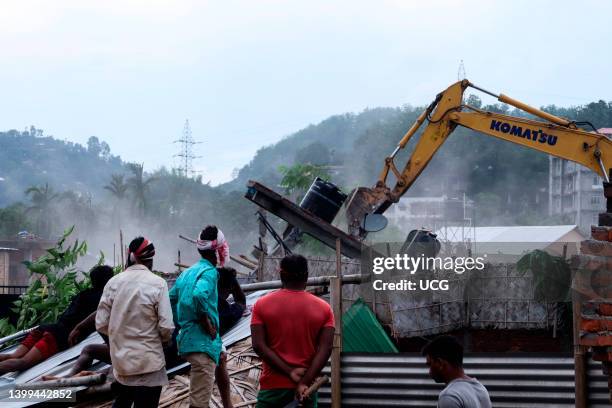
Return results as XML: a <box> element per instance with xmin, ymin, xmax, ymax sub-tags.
<box><xmin>345</xmin><ymin>79</ymin><xmax>612</xmax><ymax>238</ymax></box>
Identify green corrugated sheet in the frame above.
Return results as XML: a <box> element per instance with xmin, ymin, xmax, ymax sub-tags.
<box><xmin>342</xmin><ymin>298</ymin><xmax>398</xmax><ymax>353</ymax></box>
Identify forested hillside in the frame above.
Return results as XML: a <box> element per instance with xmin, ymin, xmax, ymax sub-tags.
<box><xmin>225</xmin><ymin>97</ymin><xmax>612</xmax><ymax>225</ymax></box>
<box><xmin>0</xmin><ymin>127</ymin><xmax>125</xmax><ymax>207</ymax></box>
<box><xmin>1</xmin><ymin>98</ymin><xmax>611</xmax><ymax>267</ymax></box>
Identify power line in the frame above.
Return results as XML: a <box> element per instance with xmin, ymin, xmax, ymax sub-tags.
<box><xmin>173</xmin><ymin>119</ymin><xmax>202</xmax><ymax>178</ymax></box>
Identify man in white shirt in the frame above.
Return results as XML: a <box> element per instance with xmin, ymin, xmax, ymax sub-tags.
<box><xmin>422</xmin><ymin>335</ymin><xmax>492</xmax><ymax>408</ymax></box>
<box><xmin>96</xmin><ymin>237</ymin><xmax>175</xmax><ymax>408</ymax></box>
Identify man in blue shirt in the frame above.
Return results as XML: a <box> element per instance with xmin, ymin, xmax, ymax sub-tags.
<box><xmin>170</xmin><ymin>225</ymin><xmax>223</xmax><ymax>408</ymax></box>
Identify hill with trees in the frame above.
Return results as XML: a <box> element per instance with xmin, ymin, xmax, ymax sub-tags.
<box><xmin>0</xmin><ymin>98</ymin><xmax>611</xmax><ymax>267</ymax></box>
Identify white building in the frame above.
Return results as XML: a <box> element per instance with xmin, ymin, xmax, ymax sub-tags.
<box><xmin>435</xmin><ymin>225</ymin><xmax>585</xmax><ymax>258</ymax></box>
<box><xmin>548</xmin><ymin>128</ymin><xmax>612</xmax><ymax>235</ymax></box>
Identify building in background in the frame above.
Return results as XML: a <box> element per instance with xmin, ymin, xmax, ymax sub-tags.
<box><xmin>386</xmin><ymin>195</ymin><xmax>474</xmax><ymax>244</ymax></box>
<box><xmin>435</xmin><ymin>224</ymin><xmax>584</xmax><ymax>260</ymax></box>
<box><xmin>548</xmin><ymin>128</ymin><xmax>612</xmax><ymax>235</ymax></box>
<box><xmin>0</xmin><ymin>235</ymin><xmax>53</xmax><ymax>290</ymax></box>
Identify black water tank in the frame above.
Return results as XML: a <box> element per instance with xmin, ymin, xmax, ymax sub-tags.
<box><xmin>299</xmin><ymin>178</ymin><xmax>347</xmax><ymax>223</ymax></box>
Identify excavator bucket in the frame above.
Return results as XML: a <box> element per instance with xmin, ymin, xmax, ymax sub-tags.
<box><xmin>343</xmin><ymin>186</ymin><xmax>389</xmax><ymax>238</ymax></box>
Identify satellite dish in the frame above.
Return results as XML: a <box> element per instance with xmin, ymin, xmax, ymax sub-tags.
<box><xmin>361</xmin><ymin>213</ymin><xmax>388</xmax><ymax>232</ymax></box>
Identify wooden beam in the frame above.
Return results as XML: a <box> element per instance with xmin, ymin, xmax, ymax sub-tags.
<box><xmin>330</xmin><ymin>276</ymin><xmax>342</xmax><ymax>408</ymax></box>
<box><xmin>244</xmin><ymin>181</ymin><xmax>363</xmax><ymax>259</ymax></box>
<box><xmin>178</xmin><ymin>234</ymin><xmax>257</xmax><ymax>270</ymax></box>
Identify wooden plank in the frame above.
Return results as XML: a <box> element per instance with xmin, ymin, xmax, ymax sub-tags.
<box><xmin>330</xmin><ymin>276</ymin><xmax>342</xmax><ymax>408</ymax></box>
<box><xmin>245</xmin><ymin>181</ymin><xmax>363</xmax><ymax>259</ymax></box>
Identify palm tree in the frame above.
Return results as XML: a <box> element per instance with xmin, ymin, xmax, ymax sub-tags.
<box><xmin>25</xmin><ymin>183</ymin><xmax>59</xmax><ymax>237</ymax></box>
<box><xmin>104</xmin><ymin>174</ymin><xmax>128</xmax><ymax>226</ymax></box>
<box><xmin>127</xmin><ymin>163</ymin><xmax>156</xmax><ymax>216</ymax></box>
<box><xmin>104</xmin><ymin>174</ymin><xmax>128</xmax><ymax>200</ymax></box>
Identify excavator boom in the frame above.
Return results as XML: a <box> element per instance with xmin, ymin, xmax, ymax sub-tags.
<box><xmin>346</xmin><ymin>79</ymin><xmax>612</xmax><ymax>237</ymax></box>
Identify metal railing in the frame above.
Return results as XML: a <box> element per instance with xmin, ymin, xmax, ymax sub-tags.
<box><xmin>0</xmin><ymin>286</ymin><xmax>29</xmax><ymax>295</ymax></box>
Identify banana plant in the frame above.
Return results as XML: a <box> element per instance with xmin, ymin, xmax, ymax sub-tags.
<box><xmin>0</xmin><ymin>226</ymin><xmax>90</xmax><ymax>337</ymax></box>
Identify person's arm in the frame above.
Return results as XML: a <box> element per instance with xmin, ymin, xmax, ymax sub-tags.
<box><xmin>194</xmin><ymin>269</ymin><xmax>218</xmax><ymax>336</ymax></box>
<box><xmin>95</xmin><ymin>286</ymin><xmax>113</xmax><ymax>336</ymax></box>
<box><xmin>157</xmin><ymin>282</ymin><xmax>175</xmax><ymax>344</ymax></box>
<box><xmin>251</xmin><ymin>324</ymin><xmax>304</xmax><ymax>382</ymax></box>
<box><xmin>218</xmin><ymin>241</ymin><xmax>229</xmax><ymax>267</ymax></box>
<box><xmin>231</xmin><ymin>280</ymin><xmax>246</xmax><ymax>307</ymax></box>
<box><xmin>297</xmin><ymin>304</ymin><xmax>336</xmax><ymax>398</ymax></box>
<box><xmin>193</xmin><ymin>271</ymin><xmax>215</xmax><ymax>316</ymax></box>
<box><xmin>297</xmin><ymin>327</ymin><xmax>334</xmax><ymax>392</ymax></box>
<box><xmin>168</xmin><ymin>281</ymin><xmax>180</xmax><ymax>328</ymax></box>
<box><xmin>68</xmin><ymin>311</ymin><xmax>97</xmax><ymax>346</ymax></box>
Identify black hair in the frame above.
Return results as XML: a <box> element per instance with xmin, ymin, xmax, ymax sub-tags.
<box><xmin>128</xmin><ymin>236</ymin><xmax>143</xmax><ymax>251</ymax></box>
<box><xmin>218</xmin><ymin>267</ymin><xmax>237</xmax><ymax>290</ymax></box>
<box><xmin>90</xmin><ymin>265</ymin><xmax>114</xmax><ymax>290</ymax></box>
<box><xmin>197</xmin><ymin>225</ymin><xmax>219</xmax><ymax>265</ymax></box>
<box><xmin>421</xmin><ymin>335</ymin><xmax>463</xmax><ymax>367</ymax></box>
<box><xmin>200</xmin><ymin>225</ymin><xmax>218</xmax><ymax>240</ymax></box>
<box><xmin>280</xmin><ymin>254</ymin><xmax>308</xmax><ymax>284</ymax></box>
<box><xmin>127</xmin><ymin>236</ymin><xmax>154</xmax><ymax>268</ymax></box>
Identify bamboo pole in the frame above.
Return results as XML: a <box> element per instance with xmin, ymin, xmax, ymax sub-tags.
<box><xmin>306</xmin><ymin>376</ymin><xmax>329</xmax><ymax>398</ymax></box>
<box><xmin>257</xmin><ymin>252</ymin><xmax>265</xmax><ymax>282</ymax></box>
<box><xmin>173</xmin><ymin>263</ymin><xmax>249</xmax><ymax>276</ymax></box>
<box><xmin>179</xmin><ymin>234</ymin><xmax>196</xmax><ymax>244</ymax></box>
<box><xmin>80</xmin><ymin>382</ymin><xmax>112</xmax><ymax>396</ymax></box>
<box><xmin>330</xmin><ymin>276</ymin><xmax>342</xmax><ymax>408</ymax></box>
<box><xmin>241</xmin><ymin>274</ymin><xmax>363</xmax><ymax>292</ymax></box>
<box><xmin>18</xmin><ymin>374</ymin><xmax>106</xmax><ymax>389</ymax></box>
<box><xmin>119</xmin><ymin>230</ymin><xmax>124</xmax><ymax>269</ymax></box>
<box><xmin>178</xmin><ymin>234</ymin><xmax>257</xmax><ymax>270</ymax></box>
<box><xmin>0</xmin><ymin>326</ymin><xmax>39</xmax><ymax>347</ymax></box>
<box><xmin>230</xmin><ymin>256</ymin><xmax>257</xmax><ymax>270</ymax></box>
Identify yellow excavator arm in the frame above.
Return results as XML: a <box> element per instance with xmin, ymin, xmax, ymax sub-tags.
<box><xmin>346</xmin><ymin>79</ymin><xmax>612</xmax><ymax>236</ymax></box>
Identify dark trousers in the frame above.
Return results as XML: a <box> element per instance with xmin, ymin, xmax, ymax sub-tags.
<box><xmin>111</xmin><ymin>382</ymin><xmax>162</xmax><ymax>408</ymax></box>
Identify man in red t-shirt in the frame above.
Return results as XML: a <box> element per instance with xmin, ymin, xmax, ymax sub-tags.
<box><xmin>251</xmin><ymin>254</ymin><xmax>335</xmax><ymax>408</ymax></box>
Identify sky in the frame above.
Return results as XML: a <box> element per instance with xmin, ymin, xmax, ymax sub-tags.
<box><xmin>1</xmin><ymin>0</ymin><xmax>611</xmax><ymax>185</ymax></box>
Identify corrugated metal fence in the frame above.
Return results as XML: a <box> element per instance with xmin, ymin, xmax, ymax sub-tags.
<box><xmin>318</xmin><ymin>353</ymin><xmax>609</xmax><ymax>407</ymax></box>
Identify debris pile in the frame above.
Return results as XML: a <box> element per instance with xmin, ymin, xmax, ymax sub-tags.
<box><xmin>77</xmin><ymin>338</ymin><xmax>261</xmax><ymax>408</ymax></box>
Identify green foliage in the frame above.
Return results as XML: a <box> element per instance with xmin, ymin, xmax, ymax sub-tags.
<box><xmin>104</xmin><ymin>174</ymin><xmax>128</xmax><ymax>200</ymax></box>
<box><xmin>295</xmin><ymin>142</ymin><xmax>332</xmax><ymax>165</ymax></box>
<box><xmin>24</xmin><ymin>183</ymin><xmax>59</xmax><ymax>238</ymax></box>
<box><xmin>517</xmin><ymin>249</ymin><xmax>571</xmax><ymax>302</ymax></box>
<box><xmin>296</xmin><ymin>235</ymin><xmax>334</xmax><ymax>257</ymax></box>
<box><xmin>0</xmin><ymin>127</ymin><xmax>124</xmax><ymax>207</ymax></box>
<box><xmin>127</xmin><ymin>163</ymin><xmax>156</xmax><ymax>215</ymax></box>
<box><xmin>0</xmin><ymin>226</ymin><xmax>90</xmax><ymax>337</ymax></box>
<box><xmin>278</xmin><ymin>164</ymin><xmax>331</xmax><ymax>196</ymax></box>
<box><xmin>0</xmin><ymin>203</ymin><xmax>31</xmax><ymax>238</ymax></box>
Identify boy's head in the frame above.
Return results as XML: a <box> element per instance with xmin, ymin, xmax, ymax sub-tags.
<box><xmin>421</xmin><ymin>335</ymin><xmax>464</xmax><ymax>383</ymax></box>
<box><xmin>279</xmin><ymin>254</ymin><xmax>308</xmax><ymax>289</ymax></box>
<box><xmin>126</xmin><ymin>236</ymin><xmax>155</xmax><ymax>270</ymax></box>
<box><xmin>90</xmin><ymin>265</ymin><xmax>114</xmax><ymax>290</ymax></box>
<box><xmin>197</xmin><ymin>225</ymin><xmax>219</xmax><ymax>266</ymax></box>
